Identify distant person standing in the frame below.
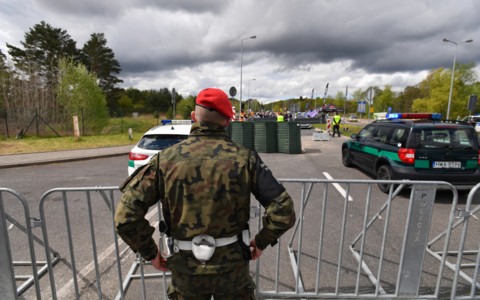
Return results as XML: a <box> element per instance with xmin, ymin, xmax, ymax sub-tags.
<box><xmin>332</xmin><ymin>112</ymin><xmax>341</xmax><ymax>137</ymax></box>
<box><xmin>277</xmin><ymin>112</ymin><xmax>284</xmax><ymax>122</ymax></box>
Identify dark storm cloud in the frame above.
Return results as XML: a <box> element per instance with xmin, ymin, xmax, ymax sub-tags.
<box><xmin>27</xmin><ymin>0</ymin><xmax>480</xmax><ymax>77</ymax></box>
<box><xmin>2</xmin><ymin>0</ymin><xmax>480</xmax><ymax>100</ymax></box>
<box><xmin>37</xmin><ymin>0</ymin><xmax>228</xmax><ymax>17</ymax></box>
<box><xmin>239</xmin><ymin>0</ymin><xmax>480</xmax><ymax>74</ymax></box>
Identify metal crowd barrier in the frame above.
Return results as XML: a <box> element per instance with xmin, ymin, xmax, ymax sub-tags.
<box><xmin>0</xmin><ymin>188</ymin><xmax>60</xmax><ymax>300</ymax></box>
<box><xmin>37</xmin><ymin>187</ymin><xmax>170</xmax><ymax>300</ymax></box>
<box><xmin>263</xmin><ymin>179</ymin><xmax>468</xmax><ymax>299</ymax></box>
<box><xmin>0</xmin><ymin>180</ymin><xmax>479</xmax><ymax>299</ymax></box>
<box><xmin>426</xmin><ymin>184</ymin><xmax>480</xmax><ymax>299</ymax></box>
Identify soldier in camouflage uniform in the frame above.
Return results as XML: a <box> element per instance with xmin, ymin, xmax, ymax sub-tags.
<box><xmin>114</xmin><ymin>88</ymin><xmax>296</xmax><ymax>299</ymax></box>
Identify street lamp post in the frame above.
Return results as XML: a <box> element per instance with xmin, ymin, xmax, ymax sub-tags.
<box><xmin>443</xmin><ymin>38</ymin><xmax>473</xmax><ymax>119</ymax></box>
<box><xmin>240</xmin><ymin>35</ymin><xmax>256</xmax><ymax>116</ymax></box>
<box><xmin>248</xmin><ymin>78</ymin><xmax>256</xmax><ymax>111</ymax></box>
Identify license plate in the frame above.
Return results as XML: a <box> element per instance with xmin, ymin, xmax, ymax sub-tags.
<box><xmin>433</xmin><ymin>161</ymin><xmax>461</xmax><ymax>168</ymax></box>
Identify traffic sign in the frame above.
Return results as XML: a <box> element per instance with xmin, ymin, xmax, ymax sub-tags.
<box><xmin>229</xmin><ymin>87</ymin><xmax>237</xmax><ymax>97</ymax></box>
<box><xmin>357</xmin><ymin>101</ymin><xmax>366</xmax><ymax>113</ymax></box>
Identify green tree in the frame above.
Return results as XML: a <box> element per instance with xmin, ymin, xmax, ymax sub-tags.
<box><xmin>6</xmin><ymin>21</ymin><xmax>79</xmax><ymax>126</ymax></box>
<box><xmin>80</xmin><ymin>33</ymin><xmax>122</xmax><ymax>94</ymax></box>
<box><xmin>106</xmin><ymin>87</ymin><xmax>125</xmax><ymax>116</ymax></box>
<box><xmin>118</xmin><ymin>94</ymin><xmax>134</xmax><ymax>115</ymax></box>
<box><xmin>393</xmin><ymin>85</ymin><xmax>422</xmax><ymax>113</ymax></box>
<box><xmin>412</xmin><ymin>63</ymin><xmax>476</xmax><ymax>118</ymax></box>
<box><xmin>375</xmin><ymin>85</ymin><xmax>396</xmax><ymax>112</ymax></box>
<box><xmin>133</xmin><ymin>99</ymin><xmax>146</xmax><ymax>113</ymax></box>
<box><xmin>352</xmin><ymin>89</ymin><xmax>364</xmax><ymax>102</ymax></box>
<box><xmin>144</xmin><ymin>88</ymin><xmax>173</xmax><ymax>113</ymax></box>
<box><xmin>335</xmin><ymin>91</ymin><xmax>345</xmax><ymax>101</ymax></box>
<box><xmin>0</xmin><ymin>50</ymin><xmax>8</xmax><ymax>109</ymax></box>
<box><xmin>7</xmin><ymin>21</ymin><xmax>78</xmax><ymax>92</ymax></box>
<box><xmin>411</xmin><ymin>98</ymin><xmax>429</xmax><ymax>112</ymax></box>
<box><xmin>176</xmin><ymin>95</ymin><xmax>196</xmax><ymax>119</ymax></box>
<box><xmin>55</xmin><ymin>57</ymin><xmax>108</xmax><ymax>133</ymax></box>
<box><xmin>273</xmin><ymin>103</ymin><xmax>282</xmax><ymax>112</ymax></box>
<box><xmin>166</xmin><ymin>107</ymin><xmax>173</xmax><ymax>119</ymax></box>
<box><xmin>0</xmin><ymin>49</ymin><xmax>6</xmax><ymax>70</ymax></box>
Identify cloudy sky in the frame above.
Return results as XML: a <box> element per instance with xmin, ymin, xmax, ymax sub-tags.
<box><xmin>1</xmin><ymin>0</ymin><xmax>480</xmax><ymax>103</ymax></box>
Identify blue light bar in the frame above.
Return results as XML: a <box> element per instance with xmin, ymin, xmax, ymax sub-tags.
<box><xmin>386</xmin><ymin>113</ymin><xmax>401</xmax><ymax>119</ymax></box>
<box><xmin>385</xmin><ymin>113</ymin><xmax>442</xmax><ymax>120</ymax></box>
<box><xmin>161</xmin><ymin>120</ymin><xmax>194</xmax><ymax>124</ymax></box>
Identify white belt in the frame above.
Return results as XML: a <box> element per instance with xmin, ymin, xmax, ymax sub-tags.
<box><xmin>175</xmin><ymin>230</ymin><xmax>248</xmax><ymax>251</ymax></box>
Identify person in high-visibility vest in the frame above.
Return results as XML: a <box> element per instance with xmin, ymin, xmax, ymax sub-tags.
<box><xmin>277</xmin><ymin>113</ymin><xmax>284</xmax><ymax>122</ymax></box>
<box><xmin>332</xmin><ymin>112</ymin><xmax>341</xmax><ymax>137</ymax></box>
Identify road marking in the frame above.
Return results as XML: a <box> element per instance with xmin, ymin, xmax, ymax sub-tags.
<box><xmin>323</xmin><ymin>172</ymin><xmax>353</xmax><ymax>202</ymax></box>
<box><xmin>57</xmin><ymin>206</ymin><xmax>160</xmax><ymax>298</ymax></box>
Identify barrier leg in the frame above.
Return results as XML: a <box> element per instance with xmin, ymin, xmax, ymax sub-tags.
<box><xmin>0</xmin><ymin>194</ymin><xmax>18</xmax><ymax>300</ymax></box>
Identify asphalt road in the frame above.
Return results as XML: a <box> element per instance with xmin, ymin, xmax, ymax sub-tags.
<box><xmin>1</xmin><ymin>129</ymin><xmax>479</xmax><ymax>299</ymax></box>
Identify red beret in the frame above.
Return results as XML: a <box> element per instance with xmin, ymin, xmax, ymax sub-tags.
<box><xmin>196</xmin><ymin>88</ymin><xmax>234</xmax><ymax>119</ymax></box>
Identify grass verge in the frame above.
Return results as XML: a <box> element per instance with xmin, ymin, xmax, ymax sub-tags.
<box><xmin>0</xmin><ymin>133</ymin><xmax>142</xmax><ymax>155</ymax></box>
<box><xmin>0</xmin><ymin>116</ymin><xmax>162</xmax><ymax>155</ymax></box>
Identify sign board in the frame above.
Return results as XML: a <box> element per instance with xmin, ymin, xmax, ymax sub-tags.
<box><xmin>468</xmin><ymin>94</ymin><xmax>477</xmax><ymax>111</ymax></box>
<box><xmin>368</xmin><ymin>87</ymin><xmax>375</xmax><ymax>104</ymax></box>
<box><xmin>229</xmin><ymin>86</ymin><xmax>237</xmax><ymax>97</ymax></box>
<box><xmin>357</xmin><ymin>101</ymin><xmax>366</xmax><ymax>113</ymax></box>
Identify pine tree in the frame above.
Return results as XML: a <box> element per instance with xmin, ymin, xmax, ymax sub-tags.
<box><xmin>80</xmin><ymin>33</ymin><xmax>122</xmax><ymax>95</ymax></box>
<box><xmin>6</xmin><ymin>21</ymin><xmax>79</xmax><ymax>90</ymax></box>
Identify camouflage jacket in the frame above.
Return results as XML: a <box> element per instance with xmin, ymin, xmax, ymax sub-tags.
<box><xmin>114</xmin><ymin>122</ymin><xmax>296</xmax><ymax>274</ymax></box>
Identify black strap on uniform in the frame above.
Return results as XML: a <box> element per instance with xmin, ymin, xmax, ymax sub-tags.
<box><xmin>196</xmin><ymin>103</ymin><xmax>217</xmax><ymax>112</ymax></box>
<box><xmin>156</xmin><ymin>153</ymin><xmax>171</xmax><ymax>237</ymax></box>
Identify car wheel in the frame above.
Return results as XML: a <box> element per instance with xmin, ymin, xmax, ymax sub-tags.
<box><xmin>376</xmin><ymin>165</ymin><xmax>393</xmax><ymax>193</ymax></box>
<box><xmin>342</xmin><ymin>147</ymin><xmax>353</xmax><ymax>167</ymax></box>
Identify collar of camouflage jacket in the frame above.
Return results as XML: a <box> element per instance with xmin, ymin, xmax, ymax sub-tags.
<box><xmin>190</xmin><ymin>122</ymin><xmax>229</xmax><ymax>137</ymax></box>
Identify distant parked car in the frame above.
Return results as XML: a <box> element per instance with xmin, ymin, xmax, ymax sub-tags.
<box><xmin>348</xmin><ymin>115</ymin><xmax>358</xmax><ymax>122</ymax></box>
<box><xmin>462</xmin><ymin>115</ymin><xmax>480</xmax><ymax>124</ymax></box>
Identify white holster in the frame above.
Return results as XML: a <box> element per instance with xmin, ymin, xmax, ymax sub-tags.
<box><xmin>191</xmin><ymin>235</ymin><xmax>215</xmax><ymax>262</ymax></box>
<box><xmin>174</xmin><ymin>230</ymin><xmax>250</xmax><ymax>263</ymax></box>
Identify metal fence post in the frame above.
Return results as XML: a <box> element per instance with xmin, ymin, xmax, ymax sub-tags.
<box><xmin>396</xmin><ymin>185</ymin><xmax>437</xmax><ymax>296</ymax></box>
<box><xmin>0</xmin><ymin>193</ymin><xmax>17</xmax><ymax>300</ymax></box>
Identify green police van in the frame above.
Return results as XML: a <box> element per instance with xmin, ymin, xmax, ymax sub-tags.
<box><xmin>341</xmin><ymin>113</ymin><xmax>480</xmax><ymax>193</ymax></box>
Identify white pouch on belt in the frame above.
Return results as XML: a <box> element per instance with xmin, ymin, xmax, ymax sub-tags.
<box><xmin>191</xmin><ymin>235</ymin><xmax>215</xmax><ymax>262</ymax></box>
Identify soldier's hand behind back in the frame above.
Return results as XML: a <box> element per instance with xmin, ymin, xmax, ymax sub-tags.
<box><xmin>249</xmin><ymin>239</ymin><xmax>263</xmax><ymax>260</ymax></box>
<box><xmin>151</xmin><ymin>252</ymin><xmax>168</xmax><ymax>271</ymax></box>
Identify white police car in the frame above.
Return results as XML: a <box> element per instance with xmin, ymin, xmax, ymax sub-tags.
<box><xmin>128</xmin><ymin>120</ymin><xmax>193</xmax><ymax>175</ymax></box>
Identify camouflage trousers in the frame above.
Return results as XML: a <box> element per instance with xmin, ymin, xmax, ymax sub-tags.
<box><xmin>167</xmin><ymin>265</ymin><xmax>256</xmax><ymax>300</ymax></box>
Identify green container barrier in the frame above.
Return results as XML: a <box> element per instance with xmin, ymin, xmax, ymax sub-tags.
<box><xmin>254</xmin><ymin>122</ymin><xmax>277</xmax><ymax>153</ymax></box>
<box><xmin>277</xmin><ymin>122</ymin><xmax>302</xmax><ymax>154</ymax></box>
<box><xmin>226</xmin><ymin>122</ymin><xmax>232</xmax><ymax>138</ymax></box>
<box><xmin>231</xmin><ymin>122</ymin><xmax>254</xmax><ymax>150</ymax></box>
